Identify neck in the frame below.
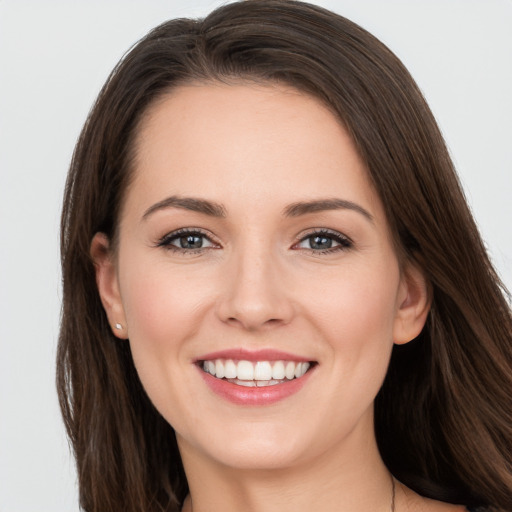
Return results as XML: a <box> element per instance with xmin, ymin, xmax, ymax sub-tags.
<box><xmin>179</xmin><ymin>427</ymin><xmax>394</xmax><ymax>512</ymax></box>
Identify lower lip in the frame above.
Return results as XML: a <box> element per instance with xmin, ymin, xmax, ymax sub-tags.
<box><xmin>197</xmin><ymin>365</ymin><xmax>314</xmax><ymax>406</ymax></box>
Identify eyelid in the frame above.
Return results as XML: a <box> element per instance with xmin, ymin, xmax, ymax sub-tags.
<box><xmin>292</xmin><ymin>228</ymin><xmax>353</xmax><ymax>252</ymax></box>
<box><xmin>156</xmin><ymin>227</ymin><xmax>221</xmax><ymax>252</ymax></box>
<box><xmin>155</xmin><ymin>227</ymin><xmax>352</xmax><ymax>254</ymax></box>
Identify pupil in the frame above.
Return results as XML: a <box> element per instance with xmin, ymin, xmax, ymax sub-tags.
<box><xmin>311</xmin><ymin>235</ymin><xmax>332</xmax><ymax>250</ymax></box>
<box><xmin>180</xmin><ymin>235</ymin><xmax>203</xmax><ymax>249</ymax></box>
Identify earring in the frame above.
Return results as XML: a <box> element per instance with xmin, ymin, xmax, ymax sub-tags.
<box><xmin>115</xmin><ymin>323</ymin><xmax>122</xmax><ymax>330</ymax></box>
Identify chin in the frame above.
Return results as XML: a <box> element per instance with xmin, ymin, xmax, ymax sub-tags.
<box><xmin>183</xmin><ymin>430</ymin><xmax>310</xmax><ymax>472</ymax></box>
<box><xmin>175</xmin><ymin>408</ymin><xmax>355</xmax><ymax>474</ymax></box>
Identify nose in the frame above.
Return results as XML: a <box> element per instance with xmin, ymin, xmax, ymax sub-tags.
<box><xmin>216</xmin><ymin>245</ymin><xmax>294</xmax><ymax>331</ymax></box>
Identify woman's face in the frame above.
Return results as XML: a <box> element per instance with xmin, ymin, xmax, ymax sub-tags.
<box><xmin>94</xmin><ymin>83</ymin><xmax>428</xmax><ymax>471</ymax></box>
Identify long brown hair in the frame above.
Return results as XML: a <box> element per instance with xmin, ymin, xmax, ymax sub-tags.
<box><xmin>57</xmin><ymin>1</ymin><xmax>512</xmax><ymax>511</ymax></box>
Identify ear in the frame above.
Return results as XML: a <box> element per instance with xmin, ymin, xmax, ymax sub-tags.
<box><xmin>393</xmin><ymin>261</ymin><xmax>431</xmax><ymax>345</ymax></box>
<box><xmin>90</xmin><ymin>233</ymin><xmax>128</xmax><ymax>339</ymax></box>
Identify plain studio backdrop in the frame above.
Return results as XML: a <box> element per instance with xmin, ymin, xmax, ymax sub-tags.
<box><xmin>0</xmin><ymin>1</ymin><xmax>510</xmax><ymax>510</ymax></box>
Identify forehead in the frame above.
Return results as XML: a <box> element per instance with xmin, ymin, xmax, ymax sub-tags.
<box><xmin>127</xmin><ymin>82</ymin><xmax>383</xmax><ymax>220</ymax></box>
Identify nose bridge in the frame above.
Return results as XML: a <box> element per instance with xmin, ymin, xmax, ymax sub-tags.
<box><xmin>217</xmin><ymin>233</ymin><xmax>292</xmax><ymax>329</ymax></box>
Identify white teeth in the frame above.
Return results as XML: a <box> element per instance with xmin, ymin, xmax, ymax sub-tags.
<box><xmin>237</xmin><ymin>360</ymin><xmax>254</xmax><ymax>380</ymax></box>
<box><xmin>285</xmin><ymin>361</ymin><xmax>296</xmax><ymax>380</ymax></box>
<box><xmin>232</xmin><ymin>379</ymin><xmax>257</xmax><ymax>387</ymax></box>
<box><xmin>226</xmin><ymin>379</ymin><xmax>283</xmax><ymax>387</ymax></box>
<box><xmin>224</xmin><ymin>359</ymin><xmax>237</xmax><ymax>379</ymax></box>
<box><xmin>254</xmin><ymin>361</ymin><xmax>272</xmax><ymax>380</ymax></box>
<box><xmin>215</xmin><ymin>359</ymin><xmax>225</xmax><ymax>379</ymax></box>
<box><xmin>295</xmin><ymin>362</ymin><xmax>310</xmax><ymax>378</ymax></box>
<box><xmin>272</xmin><ymin>361</ymin><xmax>285</xmax><ymax>380</ymax></box>
<box><xmin>202</xmin><ymin>358</ymin><xmax>311</xmax><ymax>384</ymax></box>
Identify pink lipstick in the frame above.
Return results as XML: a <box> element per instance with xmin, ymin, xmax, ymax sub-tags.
<box><xmin>195</xmin><ymin>349</ymin><xmax>315</xmax><ymax>406</ymax></box>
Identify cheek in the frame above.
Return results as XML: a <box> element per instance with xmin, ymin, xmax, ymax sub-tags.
<box><xmin>122</xmin><ymin>256</ymin><xmax>212</xmax><ymax>336</ymax></box>
<box><xmin>297</xmin><ymin>261</ymin><xmax>401</xmax><ymax>432</ymax></box>
<box><xmin>118</xmin><ymin>260</ymin><xmax>215</xmax><ymax>397</ymax></box>
<box><xmin>304</xmin><ymin>257</ymin><xmax>401</xmax><ymax>404</ymax></box>
<box><xmin>306</xmin><ymin>258</ymin><xmax>401</xmax><ymax>345</ymax></box>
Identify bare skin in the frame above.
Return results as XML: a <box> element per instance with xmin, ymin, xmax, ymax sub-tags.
<box><xmin>181</xmin><ymin>480</ymin><xmax>466</xmax><ymax>512</ymax></box>
<box><xmin>92</xmin><ymin>83</ymin><xmax>466</xmax><ymax>512</ymax></box>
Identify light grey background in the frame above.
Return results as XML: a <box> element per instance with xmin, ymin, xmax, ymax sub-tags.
<box><xmin>0</xmin><ymin>1</ymin><xmax>510</xmax><ymax>511</ymax></box>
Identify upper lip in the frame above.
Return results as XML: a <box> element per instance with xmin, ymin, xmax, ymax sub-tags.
<box><xmin>195</xmin><ymin>348</ymin><xmax>313</xmax><ymax>363</ymax></box>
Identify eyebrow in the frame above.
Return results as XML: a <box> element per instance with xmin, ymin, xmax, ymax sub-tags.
<box><xmin>142</xmin><ymin>195</ymin><xmax>227</xmax><ymax>220</ymax></box>
<box><xmin>283</xmin><ymin>198</ymin><xmax>374</xmax><ymax>222</ymax></box>
<box><xmin>142</xmin><ymin>195</ymin><xmax>373</xmax><ymax>223</ymax></box>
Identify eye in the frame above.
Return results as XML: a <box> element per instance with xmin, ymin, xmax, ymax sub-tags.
<box><xmin>294</xmin><ymin>229</ymin><xmax>352</xmax><ymax>253</ymax></box>
<box><xmin>157</xmin><ymin>228</ymin><xmax>218</xmax><ymax>253</ymax></box>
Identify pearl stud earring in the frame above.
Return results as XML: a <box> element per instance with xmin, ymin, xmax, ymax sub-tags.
<box><xmin>115</xmin><ymin>323</ymin><xmax>122</xmax><ymax>330</ymax></box>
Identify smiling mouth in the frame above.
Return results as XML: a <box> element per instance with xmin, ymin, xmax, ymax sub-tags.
<box><xmin>199</xmin><ymin>359</ymin><xmax>313</xmax><ymax>387</ymax></box>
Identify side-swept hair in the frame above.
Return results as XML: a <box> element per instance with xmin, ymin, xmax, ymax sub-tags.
<box><xmin>58</xmin><ymin>1</ymin><xmax>512</xmax><ymax>511</ymax></box>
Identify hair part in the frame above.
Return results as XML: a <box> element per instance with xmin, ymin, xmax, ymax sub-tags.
<box><xmin>58</xmin><ymin>1</ymin><xmax>512</xmax><ymax>511</ymax></box>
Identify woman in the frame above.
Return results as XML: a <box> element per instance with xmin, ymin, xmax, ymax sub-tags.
<box><xmin>57</xmin><ymin>1</ymin><xmax>512</xmax><ymax>511</ymax></box>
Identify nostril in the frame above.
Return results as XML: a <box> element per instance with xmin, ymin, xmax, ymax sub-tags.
<box><xmin>216</xmin><ymin>269</ymin><xmax>295</xmax><ymax>329</ymax></box>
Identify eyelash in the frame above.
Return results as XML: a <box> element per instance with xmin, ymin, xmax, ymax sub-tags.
<box><xmin>156</xmin><ymin>228</ymin><xmax>219</xmax><ymax>254</ymax></box>
<box><xmin>293</xmin><ymin>229</ymin><xmax>353</xmax><ymax>255</ymax></box>
<box><xmin>156</xmin><ymin>228</ymin><xmax>353</xmax><ymax>255</ymax></box>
